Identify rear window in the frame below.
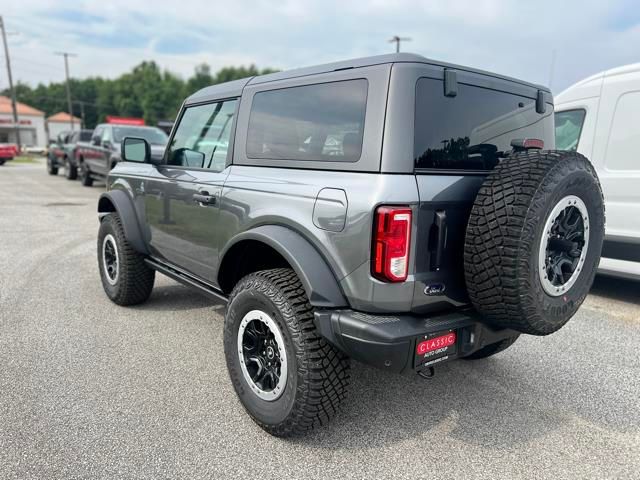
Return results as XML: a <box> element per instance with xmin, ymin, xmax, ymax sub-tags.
<box><xmin>555</xmin><ymin>109</ymin><xmax>585</xmax><ymax>152</ymax></box>
<box><xmin>246</xmin><ymin>79</ymin><xmax>368</xmax><ymax>162</ymax></box>
<box><xmin>414</xmin><ymin>77</ymin><xmax>548</xmax><ymax>171</ymax></box>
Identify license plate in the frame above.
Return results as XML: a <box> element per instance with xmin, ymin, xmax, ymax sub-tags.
<box><xmin>414</xmin><ymin>330</ymin><xmax>457</xmax><ymax>367</ymax></box>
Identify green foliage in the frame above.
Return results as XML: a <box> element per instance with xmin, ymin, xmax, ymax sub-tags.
<box><xmin>3</xmin><ymin>63</ymin><xmax>276</xmax><ymax>129</ymax></box>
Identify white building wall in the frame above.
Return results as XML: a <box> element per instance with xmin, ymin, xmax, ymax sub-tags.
<box><xmin>0</xmin><ymin>112</ymin><xmax>47</xmax><ymax>147</ymax></box>
<box><xmin>47</xmin><ymin>120</ymin><xmax>80</xmax><ymax>142</ymax></box>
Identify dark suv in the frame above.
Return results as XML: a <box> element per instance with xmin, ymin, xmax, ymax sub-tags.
<box><xmin>46</xmin><ymin>129</ymin><xmax>93</xmax><ymax>179</ymax></box>
<box><xmin>96</xmin><ymin>53</ymin><xmax>604</xmax><ymax>436</ymax></box>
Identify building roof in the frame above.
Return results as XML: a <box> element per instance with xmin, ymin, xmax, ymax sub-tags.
<box><xmin>187</xmin><ymin>52</ymin><xmax>550</xmax><ymax>105</ymax></box>
<box><xmin>47</xmin><ymin>112</ymin><xmax>81</xmax><ymax>123</ymax></box>
<box><xmin>0</xmin><ymin>95</ymin><xmax>45</xmax><ymax>117</ymax></box>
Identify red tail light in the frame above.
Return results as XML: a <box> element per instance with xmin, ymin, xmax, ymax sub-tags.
<box><xmin>372</xmin><ymin>206</ymin><xmax>412</xmax><ymax>282</ymax></box>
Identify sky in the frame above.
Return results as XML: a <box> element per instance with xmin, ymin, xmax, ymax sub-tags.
<box><xmin>1</xmin><ymin>0</ymin><xmax>640</xmax><ymax>94</ymax></box>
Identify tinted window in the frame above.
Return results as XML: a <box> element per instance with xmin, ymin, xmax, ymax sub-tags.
<box><xmin>246</xmin><ymin>79</ymin><xmax>368</xmax><ymax>162</ymax></box>
<box><xmin>167</xmin><ymin>99</ymin><xmax>237</xmax><ymax>171</ymax></box>
<box><xmin>113</xmin><ymin>127</ymin><xmax>168</xmax><ymax>145</ymax></box>
<box><xmin>414</xmin><ymin>78</ymin><xmax>548</xmax><ymax>170</ymax></box>
<box><xmin>555</xmin><ymin>109</ymin><xmax>585</xmax><ymax>152</ymax></box>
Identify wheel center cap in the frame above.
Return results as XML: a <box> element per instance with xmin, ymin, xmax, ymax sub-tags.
<box><xmin>266</xmin><ymin>346</ymin><xmax>275</xmax><ymax>360</ymax></box>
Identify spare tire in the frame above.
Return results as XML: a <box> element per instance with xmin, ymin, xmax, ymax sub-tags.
<box><xmin>464</xmin><ymin>150</ymin><xmax>604</xmax><ymax>336</ymax></box>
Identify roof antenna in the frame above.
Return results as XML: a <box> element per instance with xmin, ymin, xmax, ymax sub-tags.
<box><xmin>388</xmin><ymin>35</ymin><xmax>412</xmax><ymax>53</ymax></box>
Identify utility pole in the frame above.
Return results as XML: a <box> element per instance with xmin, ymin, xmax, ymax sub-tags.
<box><xmin>0</xmin><ymin>16</ymin><xmax>21</xmax><ymax>151</ymax></box>
<box><xmin>55</xmin><ymin>51</ymin><xmax>77</xmax><ymax>131</ymax></box>
<box><xmin>388</xmin><ymin>35</ymin><xmax>412</xmax><ymax>53</ymax></box>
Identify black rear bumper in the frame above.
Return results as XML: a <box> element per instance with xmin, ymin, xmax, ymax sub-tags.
<box><xmin>313</xmin><ymin>308</ymin><xmax>516</xmax><ymax>375</ymax></box>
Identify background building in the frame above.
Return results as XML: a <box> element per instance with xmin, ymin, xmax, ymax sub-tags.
<box><xmin>0</xmin><ymin>96</ymin><xmax>46</xmax><ymax>148</ymax></box>
<box><xmin>47</xmin><ymin>112</ymin><xmax>81</xmax><ymax>141</ymax></box>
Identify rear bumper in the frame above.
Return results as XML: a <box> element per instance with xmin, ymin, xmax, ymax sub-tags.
<box><xmin>313</xmin><ymin>308</ymin><xmax>516</xmax><ymax>375</ymax></box>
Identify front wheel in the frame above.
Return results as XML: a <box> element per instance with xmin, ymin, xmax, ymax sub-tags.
<box><xmin>224</xmin><ymin>268</ymin><xmax>350</xmax><ymax>437</ymax></box>
<box><xmin>97</xmin><ymin>213</ymin><xmax>155</xmax><ymax>305</ymax></box>
<box><xmin>0</xmin><ymin>159</ymin><xmax>5</xmax><ymax>166</ymax></box>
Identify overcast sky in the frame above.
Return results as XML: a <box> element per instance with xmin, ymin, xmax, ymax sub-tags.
<box><xmin>2</xmin><ymin>0</ymin><xmax>639</xmax><ymax>95</ymax></box>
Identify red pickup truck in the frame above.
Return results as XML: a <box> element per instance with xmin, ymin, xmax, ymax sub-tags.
<box><xmin>0</xmin><ymin>143</ymin><xmax>18</xmax><ymax>165</ymax></box>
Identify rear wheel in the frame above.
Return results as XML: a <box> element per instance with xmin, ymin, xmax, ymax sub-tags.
<box><xmin>47</xmin><ymin>156</ymin><xmax>58</xmax><ymax>175</ymax></box>
<box><xmin>0</xmin><ymin>159</ymin><xmax>5</xmax><ymax>166</ymax></box>
<box><xmin>464</xmin><ymin>150</ymin><xmax>605</xmax><ymax>336</ymax></box>
<box><xmin>80</xmin><ymin>162</ymin><xmax>93</xmax><ymax>186</ymax></box>
<box><xmin>224</xmin><ymin>268</ymin><xmax>350</xmax><ymax>437</ymax></box>
<box><xmin>65</xmin><ymin>157</ymin><xmax>78</xmax><ymax>180</ymax></box>
<box><xmin>97</xmin><ymin>213</ymin><xmax>155</xmax><ymax>305</ymax></box>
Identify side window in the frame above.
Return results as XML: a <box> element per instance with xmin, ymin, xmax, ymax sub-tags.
<box><xmin>101</xmin><ymin>127</ymin><xmax>112</xmax><ymax>143</ymax></box>
<box><xmin>246</xmin><ymin>79</ymin><xmax>368</xmax><ymax>162</ymax></box>
<box><xmin>92</xmin><ymin>127</ymin><xmax>104</xmax><ymax>144</ymax></box>
<box><xmin>414</xmin><ymin>78</ymin><xmax>548</xmax><ymax>171</ymax></box>
<box><xmin>167</xmin><ymin>99</ymin><xmax>237</xmax><ymax>171</ymax></box>
<box><xmin>555</xmin><ymin>109</ymin><xmax>586</xmax><ymax>151</ymax></box>
<box><xmin>606</xmin><ymin>92</ymin><xmax>640</xmax><ymax>171</ymax></box>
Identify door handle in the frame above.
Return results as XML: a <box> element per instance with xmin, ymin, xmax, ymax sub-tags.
<box><xmin>432</xmin><ymin>210</ymin><xmax>447</xmax><ymax>271</ymax></box>
<box><xmin>193</xmin><ymin>192</ymin><xmax>217</xmax><ymax>206</ymax></box>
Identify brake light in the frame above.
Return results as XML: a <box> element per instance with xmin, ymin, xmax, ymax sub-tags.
<box><xmin>372</xmin><ymin>206</ymin><xmax>412</xmax><ymax>282</ymax></box>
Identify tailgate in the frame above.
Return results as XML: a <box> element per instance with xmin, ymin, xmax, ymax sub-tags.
<box><xmin>412</xmin><ymin>175</ymin><xmax>485</xmax><ymax>313</ymax></box>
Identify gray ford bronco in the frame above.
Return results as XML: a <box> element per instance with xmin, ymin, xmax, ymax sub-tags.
<box><xmin>96</xmin><ymin>53</ymin><xmax>605</xmax><ymax>436</ymax></box>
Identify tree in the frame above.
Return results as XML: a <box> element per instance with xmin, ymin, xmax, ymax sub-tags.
<box><xmin>1</xmin><ymin>61</ymin><xmax>277</xmax><ymax>128</ymax></box>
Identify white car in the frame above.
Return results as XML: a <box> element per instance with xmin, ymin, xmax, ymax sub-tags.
<box><xmin>555</xmin><ymin>63</ymin><xmax>640</xmax><ymax>280</ymax></box>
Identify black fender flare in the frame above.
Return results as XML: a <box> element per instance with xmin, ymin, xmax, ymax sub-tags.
<box><xmin>220</xmin><ymin>225</ymin><xmax>348</xmax><ymax>308</ymax></box>
<box><xmin>97</xmin><ymin>190</ymin><xmax>148</xmax><ymax>255</ymax></box>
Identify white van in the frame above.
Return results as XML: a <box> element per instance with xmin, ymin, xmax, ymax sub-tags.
<box><xmin>555</xmin><ymin>63</ymin><xmax>640</xmax><ymax>280</ymax></box>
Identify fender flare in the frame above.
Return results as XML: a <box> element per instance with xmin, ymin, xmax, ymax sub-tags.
<box><xmin>220</xmin><ymin>225</ymin><xmax>348</xmax><ymax>308</ymax></box>
<box><xmin>97</xmin><ymin>190</ymin><xmax>148</xmax><ymax>255</ymax></box>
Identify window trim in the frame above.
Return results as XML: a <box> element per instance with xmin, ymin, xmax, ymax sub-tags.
<box><xmin>245</xmin><ymin>78</ymin><xmax>369</xmax><ymax>164</ymax></box>
<box><xmin>554</xmin><ymin>108</ymin><xmax>586</xmax><ymax>153</ymax></box>
<box><xmin>161</xmin><ymin>96</ymin><xmax>240</xmax><ymax>173</ymax></box>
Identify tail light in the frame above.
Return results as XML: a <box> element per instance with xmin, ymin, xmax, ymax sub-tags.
<box><xmin>372</xmin><ymin>206</ymin><xmax>412</xmax><ymax>282</ymax></box>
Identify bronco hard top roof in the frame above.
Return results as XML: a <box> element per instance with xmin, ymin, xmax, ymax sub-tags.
<box><xmin>186</xmin><ymin>53</ymin><xmax>550</xmax><ymax>105</ymax></box>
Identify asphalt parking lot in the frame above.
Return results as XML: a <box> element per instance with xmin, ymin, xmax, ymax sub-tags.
<box><xmin>1</xmin><ymin>159</ymin><xmax>639</xmax><ymax>479</ymax></box>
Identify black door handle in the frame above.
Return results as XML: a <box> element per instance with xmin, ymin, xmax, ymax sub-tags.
<box><xmin>193</xmin><ymin>192</ymin><xmax>217</xmax><ymax>206</ymax></box>
<box><xmin>432</xmin><ymin>210</ymin><xmax>447</xmax><ymax>271</ymax></box>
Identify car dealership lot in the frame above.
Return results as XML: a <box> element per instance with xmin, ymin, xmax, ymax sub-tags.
<box><xmin>1</xmin><ymin>160</ymin><xmax>639</xmax><ymax>479</ymax></box>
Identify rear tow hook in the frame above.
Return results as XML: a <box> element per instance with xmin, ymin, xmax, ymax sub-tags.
<box><xmin>418</xmin><ymin>366</ymin><xmax>435</xmax><ymax>379</ymax></box>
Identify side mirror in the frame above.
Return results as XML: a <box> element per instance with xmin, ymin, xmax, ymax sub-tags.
<box><xmin>92</xmin><ymin>135</ymin><xmax>101</xmax><ymax>146</ymax></box>
<box><xmin>121</xmin><ymin>137</ymin><xmax>150</xmax><ymax>163</ymax></box>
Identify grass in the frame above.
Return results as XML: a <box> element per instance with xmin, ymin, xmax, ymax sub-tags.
<box><xmin>9</xmin><ymin>156</ymin><xmax>40</xmax><ymax>164</ymax></box>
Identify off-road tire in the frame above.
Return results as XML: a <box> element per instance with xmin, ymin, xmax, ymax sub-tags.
<box><xmin>464</xmin><ymin>335</ymin><xmax>519</xmax><ymax>360</ymax></box>
<box><xmin>97</xmin><ymin>213</ymin><xmax>154</xmax><ymax>306</ymax></box>
<box><xmin>80</xmin><ymin>162</ymin><xmax>93</xmax><ymax>186</ymax></box>
<box><xmin>464</xmin><ymin>150</ymin><xmax>605</xmax><ymax>336</ymax></box>
<box><xmin>65</xmin><ymin>158</ymin><xmax>78</xmax><ymax>180</ymax></box>
<box><xmin>224</xmin><ymin>268</ymin><xmax>350</xmax><ymax>437</ymax></box>
<box><xmin>47</xmin><ymin>156</ymin><xmax>58</xmax><ymax>175</ymax></box>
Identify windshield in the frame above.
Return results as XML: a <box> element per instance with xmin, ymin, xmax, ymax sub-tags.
<box><xmin>112</xmin><ymin>126</ymin><xmax>168</xmax><ymax>145</ymax></box>
<box><xmin>555</xmin><ymin>109</ymin><xmax>586</xmax><ymax>151</ymax></box>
